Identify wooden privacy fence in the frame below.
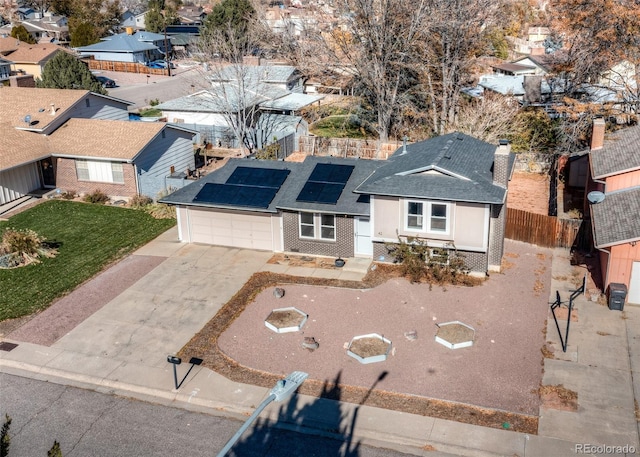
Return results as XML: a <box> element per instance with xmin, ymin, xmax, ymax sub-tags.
<box><xmin>86</xmin><ymin>59</ymin><xmax>169</xmax><ymax>76</ymax></box>
<box><xmin>298</xmin><ymin>136</ymin><xmax>400</xmax><ymax>159</ymax></box>
<box><xmin>505</xmin><ymin>208</ymin><xmax>584</xmax><ymax>248</ymax></box>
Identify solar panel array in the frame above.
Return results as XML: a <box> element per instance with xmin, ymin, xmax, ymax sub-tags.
<box><xmin>193</xmin><ymin>167</ymin><xmax>290</xmax><ymax>209</ymax></box>
<box><xmin>296</xmin><ymin>163</ymin><xmax>354</xmax><ymax>205</ymax></box>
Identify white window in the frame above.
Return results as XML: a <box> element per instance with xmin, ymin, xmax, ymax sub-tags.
<box><xmin>405</xmin><ymin>200</ymin><xmax>450</xmax><ymax>234</ymax></box>
<box><xmin>75</xmin><ymin>160</ymin><xmax>125</xmax><ymax>184</ymax></box>
<box><xmin>299</xmin><ymin>212</ymin><xmax>336</xmax><ymax>241</ymax></box>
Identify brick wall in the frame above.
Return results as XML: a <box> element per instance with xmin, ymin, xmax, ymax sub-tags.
<box><xmin>55</xmin><ymin>158</ymin><xmax>138</xmax><ymax>199</ymax></box>
<box><xmin>282</xmin><ymin>212</ymin><xmax>354</xmax><ymax>258</ymax></box>
<box><xmin>374</xmin><ymin>241</ymin><xmax>489</xmax><ymax>274</ymax></box>
<box><xmin>488</xmin><ymin>204</ymin><xmax>506</xmax><ymax>271</ymax></box>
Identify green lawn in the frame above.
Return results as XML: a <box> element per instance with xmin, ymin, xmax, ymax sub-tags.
<box><xmin>0</xmin><ymin>200</ymin><xmax>175</xmax><ymax>321</ymax></box>
<box><xmin>310</xmin><ymin>115</ymin><xmax>372</xmax><ymax>139</ymax></box>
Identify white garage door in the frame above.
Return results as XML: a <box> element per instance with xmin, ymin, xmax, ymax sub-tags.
<box><xmin>189</xmin><ymin>209</ymin><xmax>274</xmax><ymax>251</ymax></box>
<box><xmin>629</xmin><ymin>262</ymin><xmax>640</xmax><ymax>305</ymax></box>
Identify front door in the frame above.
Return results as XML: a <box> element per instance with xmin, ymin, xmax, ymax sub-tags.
<box><xmin>39</xmin><ymin>158</ymin><xmax>55</xmax><ymax>188</ymax></box>
<box><xmin>354</xmin><ymin>217</ymin><xmax>373</xmax><ymax>256</ymax></box>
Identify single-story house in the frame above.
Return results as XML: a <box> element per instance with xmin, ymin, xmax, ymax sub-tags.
<box><xmin>587</xmin><ymin>119</ymin><xmax>640</xmax><ymax>304</ymax></box>
<box><xmin>156</xmin><ymin>72</ymin><xmax>322</xmax><ymax>151</ymax></box>
<box><xmin>75</xmin><ymin>30</ymin><xmax>170</xmax><ymax>64</ymax></box>
<box><xmin>0</xmin><ymin>41</ymin><xmax>65</xmax><ymax>78</ymax></box>
<box><xmin>0</xmin><ymin>87</ymin><xmax>196</xmax><ymax>206</ymax></box>
<box><xmin>161</xmin><ymin>133</ymin><xmax>515</xmax><ymax>274</ymax></box>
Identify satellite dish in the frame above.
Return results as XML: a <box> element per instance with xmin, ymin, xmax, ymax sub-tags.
<box><xmin>23</xmin><ymin>114</ymin><xmax>31</xmax><ymax>125</ymax></box>
<box><xmin>587</xmin><ymin>191</ymin><xmax>606</xmax><ymax>204</ymax></box>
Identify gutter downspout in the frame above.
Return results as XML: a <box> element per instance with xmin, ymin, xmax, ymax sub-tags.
<box><xmin>133</xmin><ymin>163</ymin><xmax>141</xmax><ymax>197</ymax></box>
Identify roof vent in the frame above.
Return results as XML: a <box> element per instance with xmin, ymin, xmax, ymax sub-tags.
<box><xmin>587</xmin><ymin>191</ymin><xmax>605</xmax><ymax>204</ymax></box>
<box><xmin>499</xmin><ymin>139</ymin><xmax>509</xmax><ymax>146</ymax></box>
<box><xmin>50</xmin><ymin>103</ymin><xmax>56</xmax><ymax>115</ymax></box>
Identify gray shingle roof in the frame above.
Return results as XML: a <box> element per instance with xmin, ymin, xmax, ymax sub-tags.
<box><xmin>75</xmin><ymin>33</ymin><xmax>158</xmax><ymax>53</ymax></box>
<box><xmin>161</xmin><ymin>133</ymin><xmax>511</xmax><ymax>213</ymax></box>
<box><xmin>591</xmin><ymin>186</ymin><xmax>640</xmax><ymax>247</ymax></box>
<box><xmin>590</xmin><ymin>125</ymin><xmax>640</xmax><ymax>179</ymax></box>
<box><xmin>355</xmin><ymin>133</ymin><xmax>511</xmax><ymax>204</ymax></box>
<box><xmin>160</xmin><ymin>159</ymin><xmax>303</xmax><ymax>213</ymax></box>
<box><xmin>275</xmin><ymin>156</ymin><xmax>379</xmax><ymax>216</ymax></box>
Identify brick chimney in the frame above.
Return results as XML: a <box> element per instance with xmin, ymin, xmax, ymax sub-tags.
<box><xmin>590</xmin><ymin>118</ymin><xmax>605</xmax><ymax>150</ymax></box>
<box><xmin>493</xmin><ymin>139</ymin><xmax>511</xmax><ymax>188</ymax></box>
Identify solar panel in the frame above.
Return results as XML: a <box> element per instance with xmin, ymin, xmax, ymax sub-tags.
<box><xmin>226</xmin><ymin>167</ymin><xmax>290</xmax><ymax>188</ymax></box>
<box><xmin>194</xmin><ymin>183</ymin><xmax>278</xmax><ymax>209</ymax></box>
<box><xmin>308</xmin><ymin>163</ymin><xmax>354</xmax><ymax>184</ymax></box>
<box><xmin>296</xmin><ymin>182</ymin><xmax>344</xmax><ymax>204</ymax></box>
<box><xmin>295</xmin><ymin>163</ymin><xmax>355</xmax><ymax>204</ymax></box>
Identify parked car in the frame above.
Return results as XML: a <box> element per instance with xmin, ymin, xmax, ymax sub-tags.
<box><xmin>96</xmin><ymin>76</ymin><xmax>116</xmax><ymax>88</ymax></box>
<box><xmin>146</xmin><ymin>60</ymin><xmax>176</xmax><ymax>69</ymax></box>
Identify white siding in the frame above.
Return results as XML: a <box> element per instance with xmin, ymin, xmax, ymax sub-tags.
<box><xmin>0</xmin><ymin>163</ymin><xmax>40</xmax><ymax>205</ymax></box>
<box><xmin>188</xmin><ymin>207</ymin><xmax>275</xmax><ymax>251</ymax></box>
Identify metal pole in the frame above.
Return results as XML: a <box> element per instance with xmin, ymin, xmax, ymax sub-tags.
<box><xmin>216</xmin><ymin>394</ymin><xmax>276</xmax><ymax>457</ymax></box>
<box><xmin>172</xmin><ymin>363</ymin><xmax>179</xmax><ymax>390</ymax></box>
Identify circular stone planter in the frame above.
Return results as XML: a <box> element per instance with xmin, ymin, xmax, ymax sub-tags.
<box><xmin>264</xmin><ymin>307</ymin><xmax>308</xmax><ymax>333</ymax></box>
<box><xmin>347</xmin><ymin>333</ymin><xmax>392</xmax><ymax>364</ymax></box>
<box><xmin>435</xmin><ymin>321</ymin><xmax>475</xmax><ymax>349</ymax></box>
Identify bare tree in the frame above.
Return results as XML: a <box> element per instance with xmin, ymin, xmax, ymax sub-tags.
<box><xmin>326</xmin><ymin>0</ymin><xmax>429</xmax><ymax>142</ymax></box>
<box><xmin>456</xmin><ymin>93</ymin><xmax>523</xmax><ymax>145</ymax></box>
<box><xmin>192</xmin><ymin>17</ymin><xmax>300</xmax><ymax>156</ymax></box>
<box><xmin>418</xmin><ymin>0</ymin><xmax>496</xmax><ymax>135</ymax></box>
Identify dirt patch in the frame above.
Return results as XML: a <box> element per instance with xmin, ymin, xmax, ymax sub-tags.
<box><xmin>507</xmin><ymin>172</ymin><xmax>550</xmax><ymax>215</ymax></box>
<box><xmin>180</xmin><ymin>241</ymin><xmax>552</xmax><ymax>435</ymax></box>
<box><xmin>348</xmin><ymin>336</ymin><xmax>390</xmax><ymax>358</ymax></box>
<box><xmin>539</xmin><ymin>384</ymin><xmax>578</xmax><ymax>411</ymax></box>
<box><xmin>436</xmin><ymin>323</ymin><xmax>475</xmax><ymax>345</ymax></box>
<box><xmin>265</xmin><ymin>309</ymin><xmax>307</xmax><ymax>329</ymax></box>
<box><xmin>267</xmin><ymin>253</ymin><xmax>343</xmax><ymax>269</ymax></box>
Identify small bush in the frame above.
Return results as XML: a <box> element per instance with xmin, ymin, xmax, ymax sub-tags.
<box><xmin>385</xmin><ymin>236</ymin><xmax>475</xmax><ymax>285</ymax></box>
<box><xmin>60</xmin><ymin>190</ymin><xmax>77</xmax><ymax>200</ymax></box>
<box><xmin>144</xmin><ymin>203</ymin><xmax>176</xmax><ymax>219</ymax></box>
<box><xmin>0</xmin><ymin>228</ymin><xmax>57</xmax><ymax>268</ymax></box>
<box><xmin>1</xmin><ymin>414</ymin><xmax>11</xmax><ymax>457</ymax></box>
<box><xmin>83</xmin><ymin>190</ymin><xmax>109</xmax><ymax>204</ymax></box>
<box><xmin>129</xmin><ymin>195</ymin><xmax>153</xmax><ymax>209</ymax></box>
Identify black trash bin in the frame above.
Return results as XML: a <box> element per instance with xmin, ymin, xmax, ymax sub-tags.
<box><xmin>608</xmin><ymin>283</ymin><xmax>627</xmax><ymax>311</ymax></box>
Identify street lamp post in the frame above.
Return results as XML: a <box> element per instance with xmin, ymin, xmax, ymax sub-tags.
<box><xmin>216</xmin><ymin>371</ymin><xmax>309</xmax><ymax>457</ymax></box>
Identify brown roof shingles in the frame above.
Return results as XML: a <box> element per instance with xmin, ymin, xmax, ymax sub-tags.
<box><xmin>2</xmin><ymin>42</ymin><xmax>63</xmax><ymax>64</ymax></box>
<box><xmin>0</xmin><ymin>87</ymin><xmax>90</xmax><ymax>129</ymax></box>
<box><xmin>49</xmin><ymin>118</ymin><xmax>165</xmax><ymax>161</ymax></box>
<box><xmin>0</xmin><ymin>122</ymin><xmax>50</xmax><ymax>170</ymax></box>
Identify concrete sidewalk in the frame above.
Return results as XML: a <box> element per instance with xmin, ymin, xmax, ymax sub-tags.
<box><xmin>1</xmin><ymin>230</ymin><xmax>639</xmax><ymax>456</ymax></box>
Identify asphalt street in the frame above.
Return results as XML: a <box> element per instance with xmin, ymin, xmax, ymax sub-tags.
<box><xmin>106</xmin><ymin>65</ymin><xmax>210</xmax><ymax>111</ymax></box>
<box><xmin>0</xmin><ymin>373</ymin><xmax>416</xmax><ymax>457</ymax></box>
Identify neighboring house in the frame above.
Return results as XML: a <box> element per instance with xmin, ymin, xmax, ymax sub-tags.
<box><xmin>0</xmin><ymin>36</ymin><xmax>20</xmax><ymax>56</ymax></box>
<box><xmin>156</xmin><ymin>67</ymin><xmax>322</xmax><ymax>150</ymax></box>
<box><xmin>214</xmin><ymin>65</ymin><xmax>305</xmax><ymax>93</ymax></box>
<box><xmin>25</xmin><ymin>11</ymin><xmax>70</xmax><ymax>43</ymax></box>
<box><xmin>177</xmin><ymin>5</ymin><xmax>206</xmax><ymax>25</ymax></box>
<box><xmin>0</xmin><ymin>41</ymin><xmax>64</xmax><ymax>78</ymax></box>
<box><xmin>120</xmin><ymin>10</ymin><xmax>147</xmax><ymax>31</ymax></box>
<box><xmin>0</xmin><ymin>87</ymin><xmax>196</xmax><ymax>206</ymax></box>
<box><xmin>0</xmin><ymin>56</ymin><xmax>11</xmax><ymax>81</ymax></box>
<box><xmin>75</xmin><ymin>30</ymin><xmax>170</xmax><ymax>64</ymax></box>
<box><xmin>161</xmin><ymin>133</ymin><xmax>514</xmax><ymax>274</ymax></box>
<box><xmin>587</xmin><ymin>118</ymin><xmax>640</xmax><ymax>305</ymax></box>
